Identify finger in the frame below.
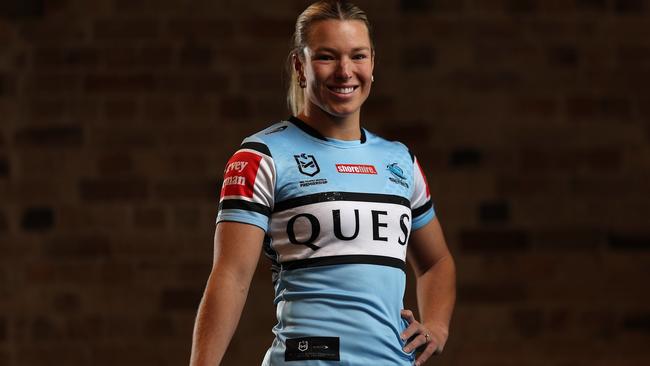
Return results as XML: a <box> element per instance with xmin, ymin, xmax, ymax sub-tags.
<box><xmin>414</xmin><ymin>342</ymin><xmax>438</xmax><ymax>366</ymax></box>
<box><xmin>403</xmin><ymin>332</ymin><xmax>428</xmax><ymax>353</ymax></box>
<box><xmin>400</xmin><ymin>309</ymin><xmax>415</xmax><ymax>323</ymax></box>
<box><xmin>415</xmin><ymin>341</ymin><xmax>442</xmax><ymax>366</ymax></box>
<box><xmin>399</xmin><ymin>321</ymin><xmax>420</xmax><ymax>341</ymax></box>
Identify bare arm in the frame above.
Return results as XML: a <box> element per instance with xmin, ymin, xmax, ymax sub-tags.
<box><xmin>402</xmin><ymin>216</ymin><xmax>456</xmax><ymax>365</ymax></box>
<box><xmin>189</xmin><ymin>222</ymin><xmax>265</xmax><ymax>366</ymax></box>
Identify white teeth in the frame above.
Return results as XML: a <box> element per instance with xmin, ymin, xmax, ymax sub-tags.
<box><xmin>331</xmin><ymin>87</ymin><xmax>355</xmax><ymax>94</ymax></box>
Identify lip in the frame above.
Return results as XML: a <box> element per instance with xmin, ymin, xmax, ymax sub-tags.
<box><xmin>326</xmin><ymin>85</ymin><xmax>359</xmax><ymax>98</ymax></box>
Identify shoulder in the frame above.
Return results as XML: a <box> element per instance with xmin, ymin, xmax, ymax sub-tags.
<box><xmin>242</xmin><ymin>120</ymin><xmax>290</xmax><ymax>143</ymax></box>
<box><xmin>236</xmin><ymin>119</ymin><xmax>296</xmax><ymax>157</ymax></box>
<box><xmin>364</xmin><ymin>129</ymin><xmax>415</xmax><ymax>162</ymax></box>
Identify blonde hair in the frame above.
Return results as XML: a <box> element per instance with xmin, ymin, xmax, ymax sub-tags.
<box><xmin>286</xmin><ymin>0</ymin><xmax>374</xmax><ymax>116</ymax></box>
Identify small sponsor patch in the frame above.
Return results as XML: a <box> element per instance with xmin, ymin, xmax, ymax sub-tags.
<box><xmin>335</xmin><ymin>164</ymin><xmax>377</xmax><ymax>175</ymax></box>
<box><xmin>299</xmin><ymin>178</ymin><xmax>328</xmax><ymax>187</ymax></box>
<box><xmin>285</xmin><ymin>337</ymin><xmax>339</xmax><ymax>361</ymax></box>
<box><xmin>220</xmin><ymin>151</ymin><xmax>262</xmax><ymax>198</ymax></box>
<box><xmin>265</xmin><ymin>125</ymin><xmax>287</xmax><ymax>135</ymax></box>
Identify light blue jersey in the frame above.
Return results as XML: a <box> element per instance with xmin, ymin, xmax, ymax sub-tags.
<box><xmin>217</xmin><ymin>117</ymin><xmax>435</xmax><ymax>365</ymax></box>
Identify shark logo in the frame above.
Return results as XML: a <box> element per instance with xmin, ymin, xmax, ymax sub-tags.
<box><xmin>387</xmin><ymin>163</ymin><xmax>409</xmax><ymax>188</ymax></box>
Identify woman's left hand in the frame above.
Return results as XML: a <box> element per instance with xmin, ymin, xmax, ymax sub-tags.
<box><xmin>400</xmin><ymin>309</ymin><xmax>447</xmax><ymax>366</ymax></box>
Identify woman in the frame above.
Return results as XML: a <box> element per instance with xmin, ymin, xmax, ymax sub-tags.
<box><xmin>190</xmin><ymin>1</ymin><xmax>456</xmax><ymax>365</ymax></box>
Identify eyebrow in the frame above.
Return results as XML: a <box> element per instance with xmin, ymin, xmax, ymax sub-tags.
<box><xmin>313</xmin><ymin>47</ymin><xmax>372</xmax><ymax>53</ymax></box>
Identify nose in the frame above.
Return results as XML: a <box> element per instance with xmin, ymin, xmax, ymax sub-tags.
<box><xmin>335</xmin><ymin>57</ymin><xmax>352</xmax><ymax>80</ymax></box>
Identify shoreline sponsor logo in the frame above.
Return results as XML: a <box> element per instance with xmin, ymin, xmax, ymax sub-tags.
<box><xmin>335</xmin><ymin>164</ymin><xmax>377</xmax><ymax>175</ymax></box>
<box><xmin>387</xmin><ymin>163</ymin><xmax>409</xmax><ymax>188</ymax></box>
<box><xmin>295</xmin><ymin>153</ymin><xmax>320</xmax><ymax>176</ymax></box>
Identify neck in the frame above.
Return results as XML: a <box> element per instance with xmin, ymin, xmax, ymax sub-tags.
<box><xmin>298</xmin><ymin>105</ymin><xmax>361</xmax><ymax>141</ymax></box>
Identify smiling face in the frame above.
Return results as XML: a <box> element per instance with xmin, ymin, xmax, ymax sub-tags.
<box><xmin>296</xmin><ymin>19</ymin><xmax>374</xmax><ymax>120</ymax></box>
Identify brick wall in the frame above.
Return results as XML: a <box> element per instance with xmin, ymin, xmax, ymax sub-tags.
<box><xmin>1</xmin><ymin>0</ymin><xmax>649</xmax><ymax>365</ymax></box>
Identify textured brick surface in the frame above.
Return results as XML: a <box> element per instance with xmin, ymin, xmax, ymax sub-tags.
<box><xmin>0</xmin><ymin>158</ymin><xmax>8</xmax><ymax>178</ymax></box>
<box><xmin>1</xmin><ymin>0</ymin><xmax>649</xmax><ymax>365</ymax></box>
<box><xmin>14</xmin><ymin>126</ymin><xmax>84</xmax><ymax>147</ymax></box>
<box><xmin>20</xmin><ymin>207</ymin><xmax>54</xmax><ymax>232</ymax></box>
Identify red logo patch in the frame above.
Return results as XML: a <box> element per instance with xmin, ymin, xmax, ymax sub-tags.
<box><xmin>335</xmin><ymin>164</ymin><xmax>377</xmax><ymax>175</ymax></box>
<box><xmin>220</xmin><ymin>151</ymin><xmax>262</xmax><ymax>199</ymax></box>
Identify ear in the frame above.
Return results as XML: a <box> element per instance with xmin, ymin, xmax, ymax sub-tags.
<box><xmin>293</xmin><ymin>52</ymin><xmax>305</xmax><ymax>80</ymax></box>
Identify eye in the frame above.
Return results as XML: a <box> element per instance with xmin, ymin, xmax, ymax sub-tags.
<box><xmin>314</xmin><ymin>54</ymin><xmax>334</xmax><ymax>61</ymax></box>
<box><xmin>353</xmin><ymin>54</ymin><xmax>368</xmax><ymax>60</ymax></box>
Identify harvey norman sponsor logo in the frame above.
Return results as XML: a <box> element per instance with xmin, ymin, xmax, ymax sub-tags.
<box><xmin>220</xmin><ymin>151</ymin><xmax>262</xmax><ymax>198</ymax></box>
<box><xmin>335</xmin><ymin>164</ymin><xmax>377</xmax><ymax>175</ymax></box>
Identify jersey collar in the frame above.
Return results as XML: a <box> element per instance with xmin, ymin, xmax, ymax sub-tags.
<box><xmin>288</xmin><ymin>116</ymin><xmax>367</xmax><ymax>144</ymax></box>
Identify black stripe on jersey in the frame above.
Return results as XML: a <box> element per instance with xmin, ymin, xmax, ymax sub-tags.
<box><xmin>281</xmin><ymin>255</ymin><xmax>406</xmax><ymax>272</ymax></box>
<box><xmin>273</xmin><ymin>192</ymin><xmax>410</xmax><ymax>213</ymax></box>
<box><xmin>289</xmin><ymin>116</ymin><xmax>327</xmax><ymax>141</ymax></box>
<box><xmin>412</xmin><ymin>199</ymin><xmax>433</xmax><ymax>218</ymax></box>
<box><xmin>219</xmin><ymin>199</ymin><xmax>271</xmax><ymax>217</ymax></box>
<box><xmin>289</xmin><ymin>116</ymin><xmax>366</xmax><ymax>144</ymax></box>
<box><xmin>240</xmin><ymin>142</ymin><xmax>271</xmax><ymax>157</ymax></box>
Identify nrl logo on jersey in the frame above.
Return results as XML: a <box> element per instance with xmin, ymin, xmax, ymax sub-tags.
<box><xmin>294</xmin><ymin>153</ymin><xmax>320</xmax><ymax>176</ymax></box>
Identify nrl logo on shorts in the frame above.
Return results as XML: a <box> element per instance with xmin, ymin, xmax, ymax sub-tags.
<box><xmin>294</xmin><ymin>153</ymin><xmax>320</xmax><ymax>176</ymax></box>
<box><xmin>298</xmin><ymin>340</ymin><xmax>309</xmax><ymax>352</ymax></box>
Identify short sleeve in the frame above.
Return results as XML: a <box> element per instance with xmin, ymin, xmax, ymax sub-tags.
<box><xmin>216</xmin><ymin>138</ymin><xmax>275</xmax><ymax>232</ymax></box>
<box><xmin>411</xmin><ymin>155</ymin><xmax>435</xmax><ymax>230</ymax></box>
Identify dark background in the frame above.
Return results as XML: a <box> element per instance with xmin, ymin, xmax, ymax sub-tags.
<box><xmin>1</xmin><ymin>0</ymin><xmax>649</xmax><ymax>365</ymax></box>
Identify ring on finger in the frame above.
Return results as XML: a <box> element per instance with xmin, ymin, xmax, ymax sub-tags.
<box><xmin>424</xmin><ymin>333</ymin><xmax>430</xmax><ymax>343</ymax></box>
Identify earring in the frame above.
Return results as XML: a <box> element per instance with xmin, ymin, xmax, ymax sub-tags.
<box><xmin>371</xmin><ymin>75</ymin><xmax>375</xmax><ymax>82</ymax></box>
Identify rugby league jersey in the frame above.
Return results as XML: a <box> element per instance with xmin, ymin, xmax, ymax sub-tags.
<box><xmin>216</xmin><ymin>116</ymin><xmax>435</xmax><ymax>365</ymax></box>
